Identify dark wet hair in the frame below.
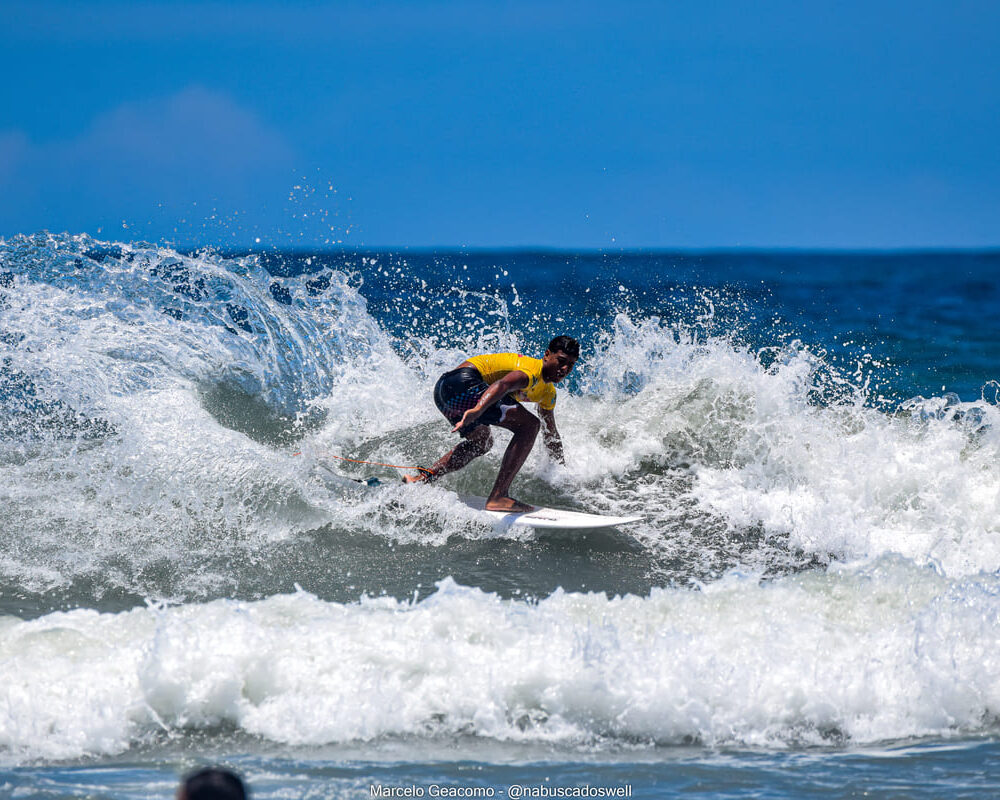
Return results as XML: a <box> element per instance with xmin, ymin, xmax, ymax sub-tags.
<box><xmin>181</xmin><ymin>767</ymin><xmax>247</xmax><ymax>800</ymax></box>
<box><xmin>547</xmin><ymin>336</ymin><xmax>580</xmax><ymax>358</ymax></box>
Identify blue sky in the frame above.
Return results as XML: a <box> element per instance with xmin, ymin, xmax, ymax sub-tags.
<box><xmin>2</xmin><ymin>0</ymin><xmax>998</xmax><ymax>249</ymax></box>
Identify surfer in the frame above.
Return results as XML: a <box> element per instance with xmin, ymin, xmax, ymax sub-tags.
<box><xmin>405</xmin><ymin>336</ymin><xmax>579</xmax><ymax>512</ymax></box>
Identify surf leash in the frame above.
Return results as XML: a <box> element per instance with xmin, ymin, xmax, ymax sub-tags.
<box><xmin>291</xmin><ymin>450</ymin><xmax>435</xmax><ymax>479</ymax></box>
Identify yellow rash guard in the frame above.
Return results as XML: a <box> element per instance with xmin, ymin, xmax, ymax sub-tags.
<box><xmin>466</xmin><ymin>352</ymin><xmax>557</xmax><ymax>411</ymax></box>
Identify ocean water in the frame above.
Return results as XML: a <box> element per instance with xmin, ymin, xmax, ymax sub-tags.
<box><xmin>1</xmin><ymin>232</ymin><xmax>1000</xmax><ymax>798</ymax></box>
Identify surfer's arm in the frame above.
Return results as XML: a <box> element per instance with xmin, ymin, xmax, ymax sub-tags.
<box><xmin>538</xmin><ymin>407</ymin><xmax>564</xmax><ymax>464</ymax></box>
<box><xmin>452</xmin><ymin>370</ymin><xmax>530</xmax><ymax>432</ymax></box>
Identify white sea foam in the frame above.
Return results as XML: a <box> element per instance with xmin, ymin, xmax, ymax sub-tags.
<box><xmin>1</xmin><ymin>560</ymin><xmax>998</xmax><ymax>763</ymax></box>
<box><xmin>562</xmin><ymin>314</ymin><xmax>1000</xmax><ymax>575</ymax></box>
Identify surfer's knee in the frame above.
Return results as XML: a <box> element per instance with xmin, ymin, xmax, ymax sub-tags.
<box><xmin>465</xmin><ymin>426</ymin><xmax>493</xmax><ymax>455</ymax></box>
<box><xmin>523</xmin><ymin>413</ymin><xmax>540</xmax><ymax>439</ymax></box>
<box><xmin>475</xmin><ymin>432</ymin><xmax>494</xmax><ymax>455</ymax></box>
<box><xmin>500</xmin><ymin>406</ymin><xmax>540</xmax><ymax>441</ymax></box>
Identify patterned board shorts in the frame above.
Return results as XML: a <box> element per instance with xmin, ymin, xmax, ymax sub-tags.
<box><xmin>433</xmin><ymin>366</ymin><xmax>519</xmax><ymax>437</ymax></box>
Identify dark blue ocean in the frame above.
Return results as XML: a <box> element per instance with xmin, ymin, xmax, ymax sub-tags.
<box><xmin>2</xmin><ymin>233</ymin><xmax>1000</xmax><ymax>798</ymax></box>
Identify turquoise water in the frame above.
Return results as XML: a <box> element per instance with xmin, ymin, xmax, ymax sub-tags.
<box><xmin>2</xmin><ymin>234</ymin><xmax>999</xmax><ymax>798</ymax></box>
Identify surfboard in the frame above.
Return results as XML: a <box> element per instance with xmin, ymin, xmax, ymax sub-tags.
<box><xmin>320</xmin><ymin>469</ymin><xmax>641</xmax><ymax>529</ymax></box>
<box><xmin>459</xmin><ymin>495</ymin><xmax>641</xmax><ymax>529</ymax></box>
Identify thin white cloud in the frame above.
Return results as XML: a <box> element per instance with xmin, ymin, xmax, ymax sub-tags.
<box><xmin>0</xmin><ymin>87</ymin><xmax>297</xmax><ymax>236</ymax></box>
<box><xmin>58</xmin><ymin>86</ymin><xmax>293</xmax><ymax>184</ymax></box>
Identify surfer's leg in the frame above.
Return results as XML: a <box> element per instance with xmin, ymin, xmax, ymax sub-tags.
<box><xmin>404</xmin><ymin>426</ymin><xmax>493</xmax><ymax>483</ymax></box>
<box><xmin>405</xmin><ymin>368</ymin><xmax>495</xmax><ymax>484</ymax></box>
<box><xmin>435</xmin><ymin>425</ymin><xmax>495</xmax><ymax>474</ymax></box>
<box><xmin>486</xmin><ymin>405</ymin><xmax>539</xmax><ymax>512</ymax></box>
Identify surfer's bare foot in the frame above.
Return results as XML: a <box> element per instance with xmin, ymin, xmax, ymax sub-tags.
<box><xmin>485</xmin><ymin>496</ymin><xmax>534</xmax><ymax>513</ymax></box>
<box><xmin>403</xmin><ymin>469</ymin><xmax>438</xmax><ymax>484</ymax></box>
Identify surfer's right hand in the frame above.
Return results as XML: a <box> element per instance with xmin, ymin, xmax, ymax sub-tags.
<box><xmin>452</xmin><ymin>408</ymin><xmax>481</xmax><ymax>433</ymax></box>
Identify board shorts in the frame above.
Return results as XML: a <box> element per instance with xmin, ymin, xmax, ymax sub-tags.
<box><xmin>434</xmin><ymin>366</ymin><xmax>520</xmax><ymax>438</ymax></box>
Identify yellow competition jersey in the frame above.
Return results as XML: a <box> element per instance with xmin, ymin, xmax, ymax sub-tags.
<box><xmin>466</xmin><ymin>352</ymin><xmax>557</xmax><ymax>411</ymax></box>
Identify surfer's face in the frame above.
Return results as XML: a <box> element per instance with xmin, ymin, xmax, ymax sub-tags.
<box><xmin>542</xmin><ymin>349</ymin><xmax>577</xmax><ymax>383</ymax></box>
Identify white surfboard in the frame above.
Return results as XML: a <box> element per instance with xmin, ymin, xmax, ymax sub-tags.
<box><xmin>460</xmin><ymin>495</ymin><xmax>641</xmax><ymax>530</ymax></box>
